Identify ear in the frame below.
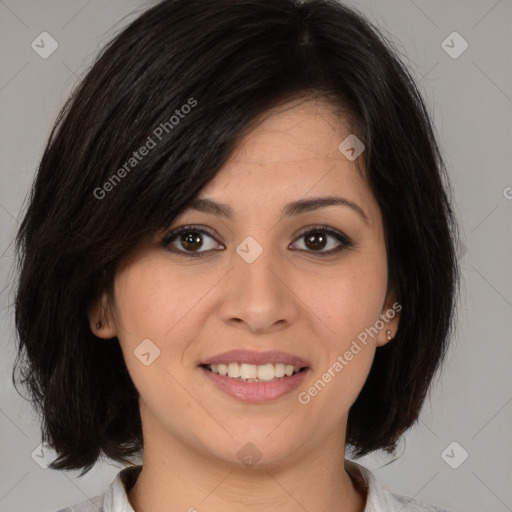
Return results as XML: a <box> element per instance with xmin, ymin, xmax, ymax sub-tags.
<box><xmin>87</xmin><ymin>291</ymin><xmax>117</xmax><ymax>339</ymax></box>
<box><xmin>376</xmin><ymin>292</ymin><xmax>401</xmax><ymax>347</ymax></box>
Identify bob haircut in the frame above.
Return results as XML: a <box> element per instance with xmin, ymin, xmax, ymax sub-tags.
<box><xmin>13</xmin><ymin>0</ymin><xmax>459</xmax><ymax>475</ymax></box>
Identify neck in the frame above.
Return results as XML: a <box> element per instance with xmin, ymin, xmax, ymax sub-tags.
<box><xmin>128</xmin><ymin>412</ymin><xmax>366</xmax><ymax>512</ymax></box>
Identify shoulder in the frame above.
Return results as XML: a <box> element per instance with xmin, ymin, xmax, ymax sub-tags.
<box><xmin>345</xmin><ymin>459</ymin><xmax>454</xmax><ymax>512</ymax></box>
<box><xmin>52</xmin><ymin>465</ymin><xmax>142</xmax><ymax>512</ymax></box>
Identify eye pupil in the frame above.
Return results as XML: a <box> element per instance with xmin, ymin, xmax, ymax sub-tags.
<box><xmin>305</xmin><ymin>232</ymin><xmax>327</xmax><ymax>251</ymax></box>
<box><xmin>181</xmin><ymin>232</ymin><xmax>203</xmax><ymax>251</ymax></box>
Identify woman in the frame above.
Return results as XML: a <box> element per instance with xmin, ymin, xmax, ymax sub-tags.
<box><xmin>13</xmin><ymin>1</ymin><xmax>459</xmax><ymax>511</ymax></box>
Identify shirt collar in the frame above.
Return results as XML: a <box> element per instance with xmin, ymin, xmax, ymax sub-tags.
<box><xmin>102</xmin><ymin>465</ymin><xmax>140</xmax><ymax>511</ymax></box>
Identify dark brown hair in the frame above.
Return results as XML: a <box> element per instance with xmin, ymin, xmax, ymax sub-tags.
<box><xmin>12</xmin><ymin>0</ymin><xmax>460</xmax><ymax>474</ymax></box>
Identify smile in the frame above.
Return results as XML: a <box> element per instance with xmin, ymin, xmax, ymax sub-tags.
<box><xmin>202</xmin><ymin>362</ymin><xmax>305</xmax><ymax>382</ymax></box>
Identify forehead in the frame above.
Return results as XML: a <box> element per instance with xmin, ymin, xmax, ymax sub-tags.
<box><xmin>230</xmin><ymin>97</ymin><xmax>353</xmax><ymax>164</ymax></box>
<box><xmin>192</xmin><ymin>97</ymin><xmax>379</xmax><ymax>228</ymax></box>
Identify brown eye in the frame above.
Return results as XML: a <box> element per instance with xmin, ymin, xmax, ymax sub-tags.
<box><xmin>161</xmin><ymin>224</ymin><xmax>354</xmax><ymax>258</ymax></box>
<box><xmin>162</xmin><ymin>226</ymin><xmax>223</xmax><ymax>257</ymax></box>
<box><xmin>179</xmin><ymin>231</ymin><xmax>204</xmax><ymax>251</ymax></box>
<box><xmin>304</xmin><ymin>231</ymin><xmax>328</xmax><ymax>251</ymax></box>
<box><xmin>291</xmin><ymin>226</ymin><xmax>354</xmax><ymax>256</ymax></box>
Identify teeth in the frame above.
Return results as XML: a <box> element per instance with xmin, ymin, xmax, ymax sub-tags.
<box><xmin>274</xmin><ymin>363</ymin><xmax>285</xmax><ymax>378</ymax></box>
<box><xmin>207</xmin><ymin>362</ymin><xmax>301</xmax><ymax>381</ymax></box>
<box><xmin>228</xmin><ymin>362</ymin><xmax>240</xmax><ymax>378</ymax></box>
<box><xmin>240</xmin><ymin>363</ymin><xmax>257</xmax><ymax>379</ymax></box>
<box><xmin>257</xmin><ymin>364</ymin><xmax>274</xmax><ymax>381</ymax></box>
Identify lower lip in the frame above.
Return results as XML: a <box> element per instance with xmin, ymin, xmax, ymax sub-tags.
<box><xmin>200</xmin><ymin>366</ymin><xmax>310</xmax><ymax>403</ymax></box>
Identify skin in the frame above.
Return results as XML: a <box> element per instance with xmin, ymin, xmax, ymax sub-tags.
<box><xmin>89</xmin><ymin>96</ymin><xmax>400</xmax><ymax>512</ymax></box>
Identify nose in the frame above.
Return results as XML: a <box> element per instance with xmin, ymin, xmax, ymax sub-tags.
<box><xmin>218</xmin><ymin>237</ymin><xmax>299</xmax><ymax>334</ymax></box>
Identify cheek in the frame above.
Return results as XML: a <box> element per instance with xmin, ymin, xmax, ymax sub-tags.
<box><xmin>110</xmin><ymin>258</ymin><xmax>199</xmax><ymax>386</ymax></box>
<box><xmin>298</xmin><ymin>251</ymin><xmax>388</xmax><ymax>344</ymax></box>
<box><xmin>297</xmin><ymin>252</ymin><xmax>387</xmax><ymax>399</ymax></box>
<box><xmin>112</xmin><ymin>255</ymin><xmax>218</xmax><ymax>342</ymax></box>
<box><xmin>110</xmin><ymin>259</ymin><xmax>203</xmax><ymax>413</ymax></box>
<box><xmin>295</xmin><ymin>264</ymin><xmax>385</xmax><ymax>421</ymax></box>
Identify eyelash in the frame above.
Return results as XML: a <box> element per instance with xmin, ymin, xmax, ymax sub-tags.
<box><xmin>160</xmin><ymin>224</ymin><xmax>355</xmax><ymax>258</ymax></box>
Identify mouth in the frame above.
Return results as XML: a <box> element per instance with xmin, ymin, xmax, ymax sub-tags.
<box><xmin>199</xmin><ymin>362</ymin><xmax>307</xmax><ymax>383</ymax></box>
<box><xmin>198</xmin><ymin>349</ymin><xmax>311</xmax><ymax>402</ymax></box>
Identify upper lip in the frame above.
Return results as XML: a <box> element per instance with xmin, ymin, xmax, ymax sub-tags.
<box><xmin>200</xmin><ymin>350</ymin><xmax>311</xmax><ymax>368</ymax></box>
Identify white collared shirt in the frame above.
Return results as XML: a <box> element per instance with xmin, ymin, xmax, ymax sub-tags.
<box><xmin>55</xmin><ymin>460</ymin><xmax>453</xmax><ymax>512</ymax></box>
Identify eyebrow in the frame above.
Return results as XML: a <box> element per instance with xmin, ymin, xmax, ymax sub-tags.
<box><xmin>184</xmin><ymin>196</ymin><xmax>369</xmax><ymax>225</ymax></box>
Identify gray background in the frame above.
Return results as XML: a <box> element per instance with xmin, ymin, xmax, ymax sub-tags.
<box><xmin>1</xmin><ymin>1</ymin><xmax>511</xmax><ymax>511</ymax></box>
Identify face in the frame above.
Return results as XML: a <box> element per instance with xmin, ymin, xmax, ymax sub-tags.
<box><xmin>90</xmin><ymin>97</ymin><xmax>400</xmax><ymax>469</ymax></box>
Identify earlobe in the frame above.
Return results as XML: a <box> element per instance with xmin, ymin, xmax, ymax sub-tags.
<box><xmin>376</xmin><ymin>295</ymin><xmax>401</xmax><ymax>347</ymax></box>
<box><xmin>376</xmin><ymin>321</ymin><xmax>398</xmax><ymax>347</ymax></box>
<box><xmin>87</xmin><ymin>292</ymin><xmax>117</xmax><ymax>339</ymax></box>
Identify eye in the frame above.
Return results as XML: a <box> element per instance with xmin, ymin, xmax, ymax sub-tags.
<box><xmin>161</xmin><ymin>225</ymin><xmax>223</xmax><ymax>257</ymax></box>
<box><xmin>290</xmin><ymin>225</ymin><xmax>355</xmax><ymax>256</ymax></box>
<box><xmin>160</xmin><ymin>224</ymin><xmax>355</xmax><ymax>257</ymax></box>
